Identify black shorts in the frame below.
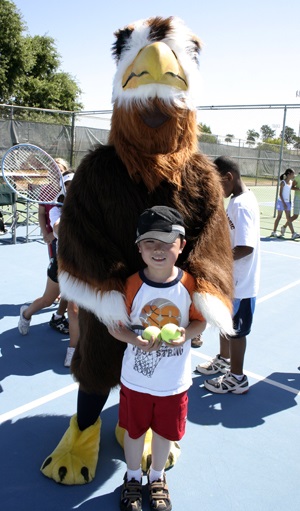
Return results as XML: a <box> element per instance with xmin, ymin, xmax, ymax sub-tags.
<box><xmin>47</xmin><ymin>256</ymin><xmax>58</xmax><ymax>283</ymax></box>
<box><xmin>51</xmin><ymin>239</ymin><xmax>57</xmax><ymax>258</ymax></box>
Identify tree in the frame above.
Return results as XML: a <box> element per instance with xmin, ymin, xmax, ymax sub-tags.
<box><xmin>264</xmin><ymin>137</ymin><xmax>282</xmax><ymax>146</ymax></box>
<box><xmin>280</xmin><ymin>126</ymin><xmax>296</xmax><ymax>145</ymax></box>
<box><xmin>293</xmin><ymin>136</ymin><xmax>300</xmax><ymax>149</ymax></box>
<box><xmin>197</xmin><ymin>124</ymin><xmax>217</xmax><ymax>144</ymax></box>
<box><xmin>260</xmin><ymin>124</ymin><xmax>276</xmax><ymax>141</ymax></box>
<box><xmin>0</xmin><ymin>1</ymin><xmax>83</xmax><ymax>113</ymax></box>
<box><xmin>198</xmin><ymin>123</ymin><xmax>212</xmax><ymax>134</ymax></box>
<box><xmin>0</xmin><ymin>0</ymin><xmax>25</xmax><ymax>102</ymax></box>
<box><xmin>258</xmin><ymin>138</ymin><xmax>285</xmax><ymax>153</ymax></box>
<box><xmin>225</xmin><ymin>134</ymin><xmax>234</xmax><ymax>144</ymax></box>
<box><xmin>246</xmin><ymin>129</ymin><xmax>259</xmax><ymax>146</ymax></box>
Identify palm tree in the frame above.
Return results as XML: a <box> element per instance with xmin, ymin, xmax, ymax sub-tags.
<box><xmin>225</xmin><ymin>134</ymin><xmax>234</xmax><ymax>144</ymax></box>
<box><xmin>246</xmin><ymin>129</ymin><xmax>259</xmax><ymax>146</ymax></box>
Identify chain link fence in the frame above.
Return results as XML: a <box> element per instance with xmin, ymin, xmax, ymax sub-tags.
<box><xmin>1</xmin><ymin>103</ymin><xmax>300</xmax><ymax>242</ymax></box>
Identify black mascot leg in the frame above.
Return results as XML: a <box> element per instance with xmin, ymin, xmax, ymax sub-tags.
<box><xmin>77</xmin><ymin>387</ymin><xmax>109</xmax><ymax>430</ymax></box>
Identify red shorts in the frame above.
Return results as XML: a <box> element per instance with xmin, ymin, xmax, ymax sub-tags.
<box><xmin>119</xmin><ymin>383</ymin><xmax>188</xmax><ymax>441</ymax></box>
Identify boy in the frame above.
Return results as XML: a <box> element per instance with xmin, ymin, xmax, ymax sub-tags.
<box><xmin>109</xmin><ymin>205</ymin><xmax>206</xmax><ymax>511</ymax></box>
<box><xmin>197</xmin><ymin>156</ymin><xmax>260</xmax><ymax>394</ymax></box>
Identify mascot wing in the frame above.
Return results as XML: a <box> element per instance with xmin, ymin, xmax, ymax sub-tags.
<box><xmin>57</xmin><ymin>153</ymin><xmax>132</xmax><ymax>329</ymax></box>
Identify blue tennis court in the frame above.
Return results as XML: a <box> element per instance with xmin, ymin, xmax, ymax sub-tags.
<box><xmin>0</xmin><ymin>226</ymin><xmax>299</xmax><ymax>511</ymax></box>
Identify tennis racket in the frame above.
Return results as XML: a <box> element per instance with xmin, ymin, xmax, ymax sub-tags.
<box><xmin>1</xmin><ymin>143</ymin><xmax>65</xmax><ymax>205</ymax></box>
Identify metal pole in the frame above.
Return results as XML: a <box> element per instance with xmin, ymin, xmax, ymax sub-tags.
<box><xmin>255</xmin><ymin>147</ymin><xmax>260</xmax><ymax>186</ymax></box>
<box><xmin>70</xmin><ymin>112</ymin><xmax>76</xmax><ymax>167</ymax></box>
<box><xmin>273</xmin><ymin>106</ymin><xmax>287</xmax><ymax>217</ymax></box>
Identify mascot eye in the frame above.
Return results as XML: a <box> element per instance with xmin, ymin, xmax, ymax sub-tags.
<box><xmin>189</xmin><ymin>40</ymin><xmax>201</xmax><ymax>65</ymax></box>
<box><xmin>112</xmin><ymin>27</ymin><xmax>134</xmax><ymax>62</ymax></box>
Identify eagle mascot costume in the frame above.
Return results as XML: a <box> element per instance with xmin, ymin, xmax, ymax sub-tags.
<box><xmin>41</xmin><ymin>16</ymin><xmax>233</xmax><ymax>485</ymax></box>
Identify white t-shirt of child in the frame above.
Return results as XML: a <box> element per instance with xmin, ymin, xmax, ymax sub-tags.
<box><xmin>121</xmin><ymin>269</ymin><xmax>204</xmax><ymax>397</ymax></box>
<box><xmin>226</xmin><ymin>190</ymin><xmax>260</xmax><ymax>299</ymax></box>
<box><xmin>49</xmin><ymin>206</ymin><xmax>62</xmax><ymax>239</ymax></box>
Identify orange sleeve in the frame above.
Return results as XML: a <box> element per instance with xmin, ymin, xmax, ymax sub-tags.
<box><xmin>189</xmin><ymin>303</ymin><xmax>204</xmax><ymax>322</ymax></box>
<box><xmin>124</xmin><ymin>272</ymin><xmax>143</xmax><ymax>316</ymax></box>
<box><xmin>181</xmin><ymin>270</ymin><xmax>205</xmax><ymax>322</ymax></box>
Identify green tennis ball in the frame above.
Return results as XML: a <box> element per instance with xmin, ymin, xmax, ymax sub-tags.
<box><xmin>161</xmin><ymin>323</ymin><xmax>181</xmax><ymax>343</ymax></box>
<box><xmin>142</xmin><ymin>326</ymin><xmax>161</xmax><ymax>341</ymax></box>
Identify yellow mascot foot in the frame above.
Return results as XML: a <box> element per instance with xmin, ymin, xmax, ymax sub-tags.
<box><xmin>115</xmin><ymin>424</ymin><xmax>180</xmax><ymax>472</ymax></box>
<box><xmin>41</xmin><ymin>414</ymin><xmax>101</xmax><ymax>485</ymax></box>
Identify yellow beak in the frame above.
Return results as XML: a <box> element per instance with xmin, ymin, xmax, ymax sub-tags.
<box><xmin>122</xmin><ymin>42</ymin><xmax>188</xmax><ymax>91</ymax></box>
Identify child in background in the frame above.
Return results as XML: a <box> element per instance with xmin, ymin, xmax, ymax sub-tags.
<box><xmin>49</xmin><ymin>171</ymin><xmax>79</xmax><ymax>367</ymax></box>
<box><xmin>109</xmin><ymin>205</ymin><xmax>206</xmax><ymax>511</ymax></box>
<box><xmin>38</xmin><ymin>157</ymin><xmax>69</xmax><ymax>259</ymax></box>
<box><xmin>271</xmin><ymin>168</ymin><xmax>300</xmax><ymax>239</ymax></box>
<box><xmin>19</xmin><ymin>172</ymin><xmax>79</xmax><ymax>367</ymax></box>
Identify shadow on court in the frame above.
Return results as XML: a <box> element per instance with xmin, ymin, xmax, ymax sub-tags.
<box><xmin>188</xmin><ymin>373</ymin><xmax>299</xmax><ymax>428</ymax></box>
<box><xmin>0</xmin><ymin>408</ymin><xmax>125</xmax><ymax>511</ymax></box>
<box><xmin>0</xmin><ymin>303</ymin><xmax>55</xmax><ymax>320</ymax></box>
<box><xmin>0</xmin><ymin>320</ymin><xmax>70</xmax><ymax>380</ymax></box>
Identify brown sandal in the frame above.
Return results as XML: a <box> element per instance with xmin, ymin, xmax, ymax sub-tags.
<box><xmin>191</xmin><ymin>334</ymin><xmax>203</xmax><ymax>348</ymax></box>
<box><xmin>148</xmin><ymin>472</ymin><xmax>172</xmax><ymax>511</ymax></box>
<box><xmin>120</xmin><ymin>473</ymin><xmax>142</xmax><ymax>511</ymax></box>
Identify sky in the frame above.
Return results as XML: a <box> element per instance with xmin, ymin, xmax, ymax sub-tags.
<box><xmin>11</xmin><ymin>0</ymin><xmax>300</xmax><ymax>139</ymax></box>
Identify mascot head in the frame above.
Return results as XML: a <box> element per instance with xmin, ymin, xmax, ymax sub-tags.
<box><xmin>111</xmin><ymin>16</ymin><xmax>201</xmax><ymax>111</ymax></box>
<box><xmin>109</xmin><ymin>16</ymin><xmax>203</xmax><ymax>190</ymax></box>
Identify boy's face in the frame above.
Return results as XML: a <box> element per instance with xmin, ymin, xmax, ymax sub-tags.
<box><xmin>138</xmin><ymin>237</ymin><xmax>186</xmax><ymax>271</ymax></box>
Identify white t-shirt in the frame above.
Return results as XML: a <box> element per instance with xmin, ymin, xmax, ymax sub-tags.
<box><xmin>49</xmin><ymin>206</ymin><xmax>62</xmax><ymax>239</ymax></box>
<box><xmin>278</xmin><ymin>181</ymin><xmax>291</xmax><ymax>203</ymax></box>
<box><xmin>226</xmin><ymin>190</ymin><xmax>260</xmax><ymax>299</ymax></box>
<box><xmin>121</xmin><ymin>269</ymin><xmax>204</xmax><ymax>397</ymax></box>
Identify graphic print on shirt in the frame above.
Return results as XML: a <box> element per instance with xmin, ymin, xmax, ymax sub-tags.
<box><xmin>132</xmin><ymin>297</ymin><xmax>183</xmax><ymax>378</ymax></box>
<box><xmin>227</xmin><ymin>212</ymin><xmax>235</xmax><ymax>231</ymax></box>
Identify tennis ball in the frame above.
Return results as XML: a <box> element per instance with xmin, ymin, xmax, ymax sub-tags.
<box><xmin>160</xmin><ymin>323</ymin><xmax>181</xmax><ymax>343</ymax></box>
<box><xmin>142</xmin><ymin>326</ymin><xmax>161</xmax><ymax>341</ymax></box>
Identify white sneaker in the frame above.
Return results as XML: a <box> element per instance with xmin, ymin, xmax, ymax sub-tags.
<box><xmin>270</xmin><ymin>231</ymin><xmax>278</xmax><ymax>237</ymax></box>
<box><xmin>204</xmin><ymin>371</ymin><xmax>249</xmax><ymax>394</ymax></box>
<box><xmin>18</xmin><ymin>305</ymin><xmax>31</xmax><ymax>335</ymax></box>
<box><xmin>280</xmin><ymin>226</ymin><xmax>286</xmax><ymax>236</ymax></box>
<box><xmin>196</xmin><ymin>354</ymin><xmax>230</xmax><ymax>375</ymax></box>
<box><xmin>64</xmin><ymin>347</ymin><xmax>75</xmax><ymax>367</ymax></box>
<box><xmin>292</xmin><ymin>233</ymin><xmax>300</xmax><ymax>240</ymax></box>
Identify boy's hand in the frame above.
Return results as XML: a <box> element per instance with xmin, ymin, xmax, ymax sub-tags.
<box><xmin>108</xmin><ymin>324</ymin><xmax>162</xmax><ymax>351</ymax></box>
<box><xmin>163</xmin><ymin>327</ymin><xmax>186</xmax><ymax>347</ymax></box>
<box><xmin>137</xmin><ymin>334</ymin><xmax>162</xmax><ymax>352</ymax></box>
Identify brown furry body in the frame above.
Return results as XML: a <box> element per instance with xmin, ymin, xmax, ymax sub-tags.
<box><xmin>58</xmin><ymin>102</ymin><xmax>233</xmax><ymax>394</ymax></box>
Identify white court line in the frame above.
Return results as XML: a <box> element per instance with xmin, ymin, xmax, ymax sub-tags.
<box><xmin>256</xmin><ymin>278</ymin><xmax>300</xmax><ymax>304</ymax></box>
<box><xmin>1</xmin><ymin>275</ymin><xmax>300</xmax><ymax>424</ymax></box>
<box><xmin>261</xmin><ymin>249</ymin><xmax>300</xmax><ymax>260</ymax></box>
<box><xmin>0</xmin><ymin>383</ymin><xmax>78</xmax><ymax>424</ymax></box>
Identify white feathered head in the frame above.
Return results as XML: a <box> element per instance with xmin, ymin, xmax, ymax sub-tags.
<box><xmin>111</xmin><ymin>16</ymin><xmax>202</xmax><ymax>111</ymax></box>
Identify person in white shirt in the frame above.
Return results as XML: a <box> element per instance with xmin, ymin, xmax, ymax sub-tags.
<box><xmin>271</xmin><ymin>168</ymin><xmax>300</xmax><ymax>240</ymax></box>
<box><xmin>197</xmin><ymin>156</ymin><xmax>260</xmax><ymax>394</ymax></box>
<box><xmin>50</xmin><ymin>171</ymin><xmax>79</xmax><ymax>367</ymax></box>
<box><xmin>17</xmin><ymin>174</ymin><xmax>75</xmax><ymax>342</ymax></box>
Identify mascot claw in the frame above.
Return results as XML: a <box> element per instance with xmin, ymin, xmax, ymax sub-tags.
<box><xmin>41</xmin><ymin>415</ymin><xmax>101</xmax><ymax>485</ymax></box>
<box><xmin>115</xmin><ymin>424</ymin><xmax>180</xmax><ymax>472</ymax></box>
